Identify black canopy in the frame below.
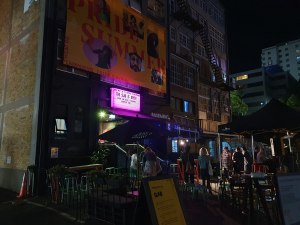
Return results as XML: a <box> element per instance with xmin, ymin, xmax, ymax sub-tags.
<box><xmin>99</xmin><ymin>118</ymin><xmax>176</xmax><ymax>145</ymax></box>
<box><xmin>219</xmin><ymin>99</ymin><xmax>300</xmax><ymax>134</ymax></box>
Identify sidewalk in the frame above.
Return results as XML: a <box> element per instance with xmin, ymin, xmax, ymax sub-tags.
<box><xmin>0</xmin><ymin>187</ymin><xmax>247</xmax><ymax>225</ymax></box>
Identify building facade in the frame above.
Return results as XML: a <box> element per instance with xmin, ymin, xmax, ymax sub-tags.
<box><xmin>230</xmin><ymin>65</ymin><xmax>297</xmax><ymax>115</ymax></box>
<box><xmin>261</xmin><ymin>39</ymin><xmax>300</xmax><ymax>81</ymax></box>
<box><xmin>168</xmin><ymin>0</ymin><xmax>231</xmax><ymax>157</ymax></box>
<box><xmin>0</xmin><ymin>0</ymin><xmax>231</xmax><ymax>191</ymax></box>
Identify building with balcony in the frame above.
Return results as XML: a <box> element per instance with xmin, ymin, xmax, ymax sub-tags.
<box><xmin>168</xmin><ymin>0</ymin><xmax>231</xmax><ymax>157</ymax></box>
<box><xmin>0</xmin><ymin>0</ymin><xmax>232</xmax><ymax>191</ymax></box>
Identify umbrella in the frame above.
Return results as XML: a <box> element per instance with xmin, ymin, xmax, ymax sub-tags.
<box><xmin>99</xmin><ymin>118</ymin><xmax>176</xmax><ymax>145</ymax></box>
<box><xmin>218</xmin><ymin>99</ymin><xmax>300</xmax><ymax>158</ymax></box>
<box><xmin>219</xmin><ymin>99</ymin><xmax>300</xmax><ymax>134</ymax></box>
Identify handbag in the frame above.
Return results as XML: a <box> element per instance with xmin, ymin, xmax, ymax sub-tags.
<box><xmin>208</xmin><ymin>161</ymin><xmax>213</xmax><ymax>176</ymax></box>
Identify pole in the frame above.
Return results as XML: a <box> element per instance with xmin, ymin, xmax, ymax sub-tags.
<box><xmin>287</xmin><ymin>131</ymin><xmax>292</xmax><ymax>153</ymax></box>
<box><xmin>218</xmin><ymin>133</ymin><xmax>221</xmax><ymax>170</ymax></box>
<box><xmin>251</xmin><ymin>135</ymin><xmax>254</xmax><ymax>161</ymax></box>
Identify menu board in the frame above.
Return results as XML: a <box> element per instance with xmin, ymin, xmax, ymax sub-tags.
<box><xmin>276</xmin><ymin>173</ymin><xmax>300</xmax><ymax>225</ymax></box>
<box><xmin>134</xmin><ymin>176</ymin><xmax>187</xmax><ymax>225</ymax></box>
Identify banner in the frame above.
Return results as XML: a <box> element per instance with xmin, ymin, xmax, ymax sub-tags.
<box><xmin>64</xmin><ymin>0</ymin><xmax>166</xmax><ymax>93</ymax></box>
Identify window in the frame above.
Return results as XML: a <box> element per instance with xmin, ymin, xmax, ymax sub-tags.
<box><xmin>179</xmin><ymin>33</ymin><xmax>190</xmax><ymax>49</ymax></box>
<box><xmin>183</xmin><ymin>67</ymin><xmax>195</xmax><ymax>90</ymax></box>
<box><xmin>54</xmin><ymin>104</ymin><xmax>68</xmax><ymax>136</ymax></box>
<box><xmin>183</xmin><ymin>100</ymin><xmax>194</xmax><ymax>114</ymax></box>
<box><xmin>128</xmin><ymin>0</ymin><xmax>142</xmax><ymax>12</ymax></box>
<box><xmin>184</xmin><ymin>101</ymin><xmax>189</xmax><ymax>112</ymax></box>
<box><xmin>243</xmin><ymin>92</ymin><xmax>264</xmax><ymax>98</ymax></box>
<box><xmin>247</xmin><ymin>81</ymin><xmax>263</xmax><ymax>88</ymax></box>
<box><xmin>171</xmin><ymin>140</ymin><xmax>178</xmax><ymax>153</ymax></box>
<box><xmin>56</xmin><ymin>28</ymin><xmax>63</xmax><ymax>62</ymax></box>
<box><xmin>200</xmin><ymin>0</ymin><xmax>207</xmax><ymax>12</ymax></box>
<box><xmin>236</xmin><ymin>74</ymin><xmax>248</xmax><ymax>81</ymax></box>
<box><xmin>195</xmin><ymin>43</ymin><xmax>205</xmax><ymax>57</ymax></box>
<box><xmin>147</xmin><ymin>0</ymin><xmax>164</xmax><ymax>19</ymax></box>
<box><xmin>55</xmin><ymin>119</ymin><xmax>67</xmax><ymax>134</ymax></box>
<box><xmin>170</xmin><ymin>0</ymin><xmax>175</xmax><ymax>14</ymax></box>
<box><xmin>170</xmin><ymin>96</ymin><xmax>182</xmax><ymax>112</ymax></box>
<box><xmin>175</xmin><ymin>98</ymin><xmax>182</xmax><ymax>111</ymax></box>
<box><xmin>170</xmin><ymin>58</ymin><xmax>195</xmax><ymax>89</ymax></box>
<box><xmin>170</xmin><ymin>58</ymin><xmax>181</xmax><ymax>86</ymax></box>
<box><xmin>170</xmin><ymin>26</ymin><xmax>176</xmax><ymax>41</ymax></box>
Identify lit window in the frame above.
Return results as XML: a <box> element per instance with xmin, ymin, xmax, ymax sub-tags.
<box><xmin>236</xmin><ymin>74</ymin><xmax>248</xmax><ymax>81</ymax></box>
<box><xmin>184</xmin><ymin>101</ymin><xmax>189</xmax><ymax>112</ymax></box>
<box><xmin>172</xmin><ymin>140</ymin><xmax>178</xmax><ymax>153</ymax></box>
<box><xmin>55</xmin><ymin>118</ymin><xmax>67</xmax><ymax>134</ymax></box>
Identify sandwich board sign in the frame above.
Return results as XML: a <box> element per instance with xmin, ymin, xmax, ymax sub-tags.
<box><xmin>134</xmin><ymin>175</ymin><xmax>188</xmax><ymax>225</ymax></box>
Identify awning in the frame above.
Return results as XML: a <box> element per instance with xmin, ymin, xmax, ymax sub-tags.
<box><xmin>109</xmin><ymin>108</ymin><xmax>153</xmax><ymax>119</ymax></box>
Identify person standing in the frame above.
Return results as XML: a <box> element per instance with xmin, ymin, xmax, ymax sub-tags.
<box><xmin>182</xmin><ymin>145</ymin><xmax>195</xmax><ymax>184</ymax></box>
<box><xmin>143</xmin><ymin>147</ymin><xmax>157</xmax><ymax>177</ymax></box>
<box><xmin>241</xmin><ymin>146</ymin><xmax>253</xmax><ymax>174</ymax></box>
<box><xmin>232</xmin><ymin>147</ymin><xmax>244</xmax><ymax>174</ymax></box>
<box><xmin>130</xmin><ymin>148</ymin><xmax>138</xmax><ymax>178</ymax></box>
<box><xmin>256</xmin><ymin>147</ymin><xmax>267</xmax><ymax>164</ymax></box>
<box><xmin>198</xmin><ymin>147</ymin><xmax>212</xmax><ymax>192</ymax></box>
<box><xmin>221</xmin><ymin>146</ymin><xmax>233</xmax><ymax>177</ymax></box>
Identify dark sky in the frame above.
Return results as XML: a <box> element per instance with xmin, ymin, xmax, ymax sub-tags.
<box><xmin>221</xmin><ymin>0</ymin><xmax>300</xmax><ymax>74</ymax></box>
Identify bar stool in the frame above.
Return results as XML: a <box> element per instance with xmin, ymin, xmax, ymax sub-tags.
<box><xmin>169</xmin><ymin>164</ymin><xmax>178</xmax><ymax>174</ymax></box>
<box><xmin>61</xmin><ymin>174</ymin><xmax>78</xmax><ymax>204</ymax></box>
<box><xmin>105</xmin><ymin>167</ymin><xmax>116</xmax><ymax>175</ymax></box>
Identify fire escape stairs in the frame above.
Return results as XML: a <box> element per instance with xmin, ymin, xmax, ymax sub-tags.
<box><xmin>174</xmin><ymin>0</ymin><xmax>225</xmax><ymax>87</ymax></box>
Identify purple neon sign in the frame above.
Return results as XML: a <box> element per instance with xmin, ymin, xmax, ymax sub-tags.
<box><xmin>111</xmin><ymin>88</ymin><xmax>140</xmax><ymax>112</ymax></box>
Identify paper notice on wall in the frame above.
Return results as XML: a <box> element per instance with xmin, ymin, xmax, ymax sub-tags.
<box><xmin>51</xmin><ymin>147</ymin><xmax>59</xmax><ymax>158</ymax></box>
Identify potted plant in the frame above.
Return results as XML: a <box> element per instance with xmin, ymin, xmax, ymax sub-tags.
<box><xmin>90</xmin><ymin>144</ymin><xmax>110</xmax><ymax>167</ymax></box>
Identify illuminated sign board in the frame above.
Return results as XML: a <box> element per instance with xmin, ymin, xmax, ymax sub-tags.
<box><xmin>111</xmin><ymin>88</ymin><xmax>140</xmax><ymax>112</ymax></box>
<box><xmin>64</xmin><ymin>0</ymin><xmax>166</xmax><ymax>93</ymax></box>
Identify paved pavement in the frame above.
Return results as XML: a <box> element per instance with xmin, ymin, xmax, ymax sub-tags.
<box><xmin>0</xmin><ymin>187</ymin><xmax>248</xmax><ymax>225</ymax></box>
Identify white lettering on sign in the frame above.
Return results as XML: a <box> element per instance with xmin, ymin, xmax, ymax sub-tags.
<box><xmin>151</xmin><ymin>112</ymin><xmax>170</xmax><ymax>120</ymax></box>
<box><xmin>111</xmin><ymin>88</ymin><xmax>140</xmax><ymax>112</ymax></box>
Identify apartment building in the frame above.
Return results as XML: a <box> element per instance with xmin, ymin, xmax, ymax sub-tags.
<box><xmin>261</xmin><ymin>39</ymin><xmax>300</xmax><ymax>81</ymax></box>
<box><xmin>230</xmin><ymin>65</ymin><xmax>297</xmax><ymax>115</ymax></box>
<box><xmin>169</xmin><ymin>0</ymin><xmax>231</xmax><ymax>157</ymax></box>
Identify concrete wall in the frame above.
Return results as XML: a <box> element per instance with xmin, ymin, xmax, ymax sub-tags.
<box><xmin>0</xmin><ymin>0</ymin><xmax>44</xmax><ymax>191</ymax></box>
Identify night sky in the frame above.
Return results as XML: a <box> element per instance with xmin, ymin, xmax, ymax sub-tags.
<box><xmin>221</xmin><ymin>0</ymin><xmax>300</xmax><ymax>74</ymax></box>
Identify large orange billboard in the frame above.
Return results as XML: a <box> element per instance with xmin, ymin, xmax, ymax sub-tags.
<box><xmin>64</xmin><ymin>0</ymin><xmax>166</xmax><ymax>93</ymax></box>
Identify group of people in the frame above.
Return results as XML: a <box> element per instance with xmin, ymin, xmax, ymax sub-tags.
<box><xmin>222</xmin><ymin>146</ymin><xmax>258</xmax><ymax>176</ymax></box>
<box><xmin>222</xmin><ymin>146</ymin><xmax>253</xmax><ymax>175</ymax></box>
<box><xmin>128</xmin><ymin>146</ymin><xmax>162</xmax><ymax>178</ymax></box>
<box><xmin>127</xmin><ymin>144</ymin><xmax>275</xmax><ymax>192</ymax></box>
<box><xmin>181</xmin><ymin>146</ymin><xmax>213</xmax><ymax>193</ymax></box>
